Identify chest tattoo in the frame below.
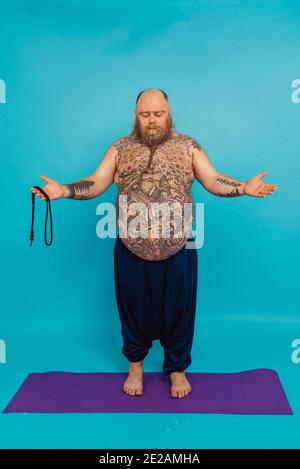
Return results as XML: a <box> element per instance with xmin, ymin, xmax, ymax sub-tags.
<box><xmin>113</xmin><ymin>133</ymin><xmax>201</xmax><ymax>261</ymax></box>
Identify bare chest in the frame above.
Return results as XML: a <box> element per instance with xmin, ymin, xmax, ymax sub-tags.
<box><xmin>113</xmin><ymin>141</ymin><xmax>194</xmax><ymax>188</ymax></box>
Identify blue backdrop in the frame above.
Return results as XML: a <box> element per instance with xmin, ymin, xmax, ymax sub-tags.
<box><xmin>0</xmin><ymin>0</ymin><xmax>299</xmax><ymax>448</ymax></box>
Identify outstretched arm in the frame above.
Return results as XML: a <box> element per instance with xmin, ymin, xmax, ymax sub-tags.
<box><xmin>31</xmin><ymin>142</ymin><xmax>118</xmax><ymax>201</ymax></box>
<box><xmin>191</xmin><ymin>144</ymin><xmax>278</xmax><ymax>198</ymax></box>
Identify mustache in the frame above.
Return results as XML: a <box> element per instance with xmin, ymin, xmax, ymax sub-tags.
<box><xmin>130</xmin><ymin>114</ymin><xmax>175</xmax><ymax>146</ymax></box>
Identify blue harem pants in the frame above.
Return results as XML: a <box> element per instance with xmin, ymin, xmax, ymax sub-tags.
<box><xmin>113</xmin><ymin>235</ymin><xmax>198</xmax><ymax>375</ymax></box>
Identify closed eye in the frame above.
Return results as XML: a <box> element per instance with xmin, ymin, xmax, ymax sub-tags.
<box><xmin>140</xmin><ymin>112</ymin><xmax>165</xmax><ymax>117</ymax></box>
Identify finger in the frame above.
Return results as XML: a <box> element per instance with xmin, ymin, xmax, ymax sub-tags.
<box><xmin>255</xmin><ymin>190</ymin><xmax>265</xmax><ymax>197</ymax></box>
<box><xmin>39</xmin><ymin>175</ymin><xmax>52</xmax><ymax>183</ymax></box>
<box><xmin>262</xmin><ymin>191</ymin><xmax>274</xmax><ymax>195</ymax></box>
<box><xmin>262</xmin><ymin>184</ymin><xmax>277</xmax><ymax>193</ymax></box>
<box><xmin>31</xmin><ymin>189</ymin><xmax>41</xmax><ymax>196</ymax></box>
<box><xmin>34</xmin><ymin>191</ymin><xmax>46</xmax><ymax>200</ymax></box>
<box><xmin>255</xmin><ymin>170</ymin><xmax>268</xmax><ymax>180</ymax></box>
<box><xmin>260</xmin><ymin>185</ymin><xmax>274</xmax><ymax>194</ymax></box>
<box><xmin>31</xmin><ymin>187</ymin><xmax>46</xmax><ymax>199</ymax></box>
<box><xmin>259</xmin><ymin>187</ymin><xmax>272</xmax><ymax>194</ymax></box>
<box><xmin>259</xmin><ymin>187</ymin><xmax>277</xmax><ymax>196</ymax></box>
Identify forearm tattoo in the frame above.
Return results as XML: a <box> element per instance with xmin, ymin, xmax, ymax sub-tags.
<box><xmin>215</xmin><ymin>176</ymin><xmax>244</xmax><ymax>197</ymax></box>
<box><xmin>65</xmin><ymin>180</ymin><xmax>96</xmax><ymax>200</ymax></box>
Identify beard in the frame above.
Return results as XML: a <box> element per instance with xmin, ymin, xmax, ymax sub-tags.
<box><xmin>130</xmin><ymin>114</ymin><xmax>175</xmax><ymax>147</ymax></box>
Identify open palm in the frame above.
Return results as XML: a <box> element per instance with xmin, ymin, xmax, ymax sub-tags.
<box><xmin>30</xmin><ymin>175</ymin><xmax>65</xmax><ymax>200</ymax></box>
<box><xmin>244</xmin><ymin>170</ymin><xmax>278</xmax><ymax>197</ymax></box>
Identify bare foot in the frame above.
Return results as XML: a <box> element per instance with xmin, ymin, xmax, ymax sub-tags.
<box><xmin>123</xmin><ymin>361</ymin><xmax>143</xmax><ymax>397</ymax></box>
<box><xmin>170</xmin><ymin>371</ymin><xmax>192</xmax><ymax>398</ymax></box>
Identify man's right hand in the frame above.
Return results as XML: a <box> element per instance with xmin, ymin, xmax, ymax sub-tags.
<box><xmin>30</xmin><ymin>175</ymin><xmax>66</xmax><ymax>200</ymax></box>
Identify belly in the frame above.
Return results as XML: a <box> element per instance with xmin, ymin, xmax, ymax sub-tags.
<box><xmin>118</xmin><ymin>234</ymin><xmax>188</xmax><ymax>261</ymax></box>
<box><xmin>115</xmin><ymin>184</ymin><xmax>194</xmax><ymax>260</ymax></box>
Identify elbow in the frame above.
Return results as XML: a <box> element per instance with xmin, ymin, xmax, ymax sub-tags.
<box><xmin>202</xmin><ymin>172</ymin><xmax>220</xmax><ymax>193</ymax></box>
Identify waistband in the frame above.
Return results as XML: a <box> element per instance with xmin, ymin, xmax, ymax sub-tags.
<box><xmin>116</xmin><ymin>234</ymin><xmax>195</xmax><ymax>241</ymax></box>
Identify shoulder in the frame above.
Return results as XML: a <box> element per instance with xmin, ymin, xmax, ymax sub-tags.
<box><xmin>111</xmin><ymin>133</ymin><xmax>137</xmax><ymax>151</ymax></box>
<box><xmin>110</xmin><ymin>135</ymin><xmax>128</xmax><ymax>148</ymax></box>
<box><xmin>109</xmin><ymin>134</ymin><xmax>136</xmax><ymax>166</ymax></box>
<box><xmin>172</xmin><ymin>132</ymin><xmax>202</xmax><ymax>153</ymax></box>
<box><xmin>107</xmin><ymin>135</ymin><xmax>129</xmax><ymax>159</ymax></box>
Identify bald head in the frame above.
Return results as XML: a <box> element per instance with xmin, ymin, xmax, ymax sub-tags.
<box><xmin>135</xmin><ymin>88</ymin><xmax>171</xmax><ymax>114</ymax></box>
<box><xmin>131</xmin><ymin>88</ymin><xmax>175</xmax><ymax>147</ymax></box>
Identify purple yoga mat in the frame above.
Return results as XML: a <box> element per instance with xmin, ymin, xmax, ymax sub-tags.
<box><xmin>3</xmin><ymin>368</ymin><xmax>293</xmax><ymax>415</ymax></box>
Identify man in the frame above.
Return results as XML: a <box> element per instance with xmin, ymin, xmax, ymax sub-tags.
<box><xmin>31</xmin><ymin>88</ymin><xmax>278</xmax><ymax>399</ymax></box>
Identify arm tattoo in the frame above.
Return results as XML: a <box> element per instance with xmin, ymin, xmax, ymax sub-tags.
<box><xmin>216</xmin><ymin>187</ymin><xmax>242</xmax><ymax>197</ymax></box>
<box><xmin>189</xmin><ymin>138</ymin><xmax>202</xmax><ymax>152</ymax></box>
<box><xmin>216</xmin><ymin>177</ymin><xmax>241</xmax><ymax>187</ymax></box>
<box><xmin>65</xmin><ymin>180</ymin><xmax>96</xmax><ymax>200</ymax></box>
<box><xmin>215</xmin><ymin>176</ymin><xmax>244</xmax><ymax>197</ymax></box>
